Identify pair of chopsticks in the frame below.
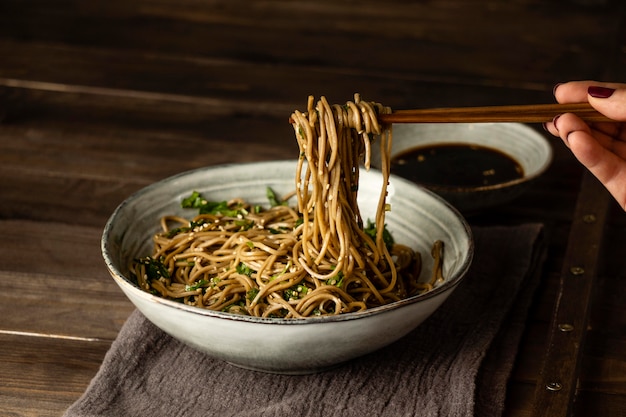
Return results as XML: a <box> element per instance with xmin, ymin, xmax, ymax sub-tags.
<box><xmin>378</xmin><ymin>102</ymin><xmax>611</xmax><ymax>124</ymax></box>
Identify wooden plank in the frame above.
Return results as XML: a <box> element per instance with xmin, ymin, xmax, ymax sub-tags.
<box><xmin>0</xmin><ymin>269</ymin><xmax>133</xmax><ymax>339</ymax></box>
<box><xmin>572</xmin><ymin>205</ymin><xmax>626</xmax><ymax>410</ymax></box>
<box><xmin>531</xmin><ymin>173</ymin><xmax>611</xmax><ymax>417</ymax></box>
<box><xmin>0</xmin><ymin>116</ymin><xmax>298</xmax><ymax>226</ymax></box>
<box><xmin>0</xmin><ymin>39</ymin><xmax>559</xmax><ymax>112</ymax></box>
<box><xmin>504</xmin><ymin>382</ymin><xmax>536</xmax><ymax>417</ymax></box>
<box><xmin>0</xmin><ymin>220</ymin><xmax>106</xmax><ymax>277</ymax></box>
<box><xmin>573</xmin><ymin>391</ymin><xmax>626</xmax><ymax>416</ymax></box>
<box><xmin>0</xmin><ymin>333</ymin><xmax>111</xmax><ymax>417</ymax></box>
<box><xmin>0</xmin><ymin>220</ymin><xmax>134</xmax><ymax>337</ymax></box>
<box><xmin>0</xmin><ymin>0</ymin><xmax>619</xmax><ymax>86</ymax></box>
<box><xmin>0</xmin><ymin>120</ymin><xmax>297</xmax><ymax>183</ymax></box>
<box><xmin>0</xmin><ymin>221</ymin><xmax>129</xmax><ymax>415</ymax></box>
<box><xmin>0</xmin><ymin>166</ymin><xmax>146</xmax><ymax>226</ymax></box>
<box><xmin>579</xmin><ymin>355</ymin><xmax>626</xmax><ymax>393</ymax></box>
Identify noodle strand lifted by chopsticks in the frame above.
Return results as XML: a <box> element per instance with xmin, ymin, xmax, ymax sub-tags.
<box><xmin>131</xmin><ymin>94</ymin><xmax>442</xmax><ymax>318</ymax></box>
<box><xmin>291</xmin><ymin>94</ymin><xmax>396</xmax><ymax>294</ymax></box>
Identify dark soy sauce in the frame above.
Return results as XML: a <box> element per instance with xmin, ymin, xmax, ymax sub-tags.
<box><xmin>390</xmin><ymin>143</ymin><xmax>524</xmax><ymax>188</ymax></box>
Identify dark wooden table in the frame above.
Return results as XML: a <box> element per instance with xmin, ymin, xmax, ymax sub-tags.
<box><xmin>1</xmin><ymin>1</ymin><xmax>625</xmax><ymax>416</ymax></box>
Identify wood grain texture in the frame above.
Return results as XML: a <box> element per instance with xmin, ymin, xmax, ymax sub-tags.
<box><xmin>1</xmin><ymin>0</ymin><xmax>625</xmax><ymax>415</ymax></box>
<box><xmin>531</xmin><ymin>173</ymin><xmax>611</xmax><ymax>417</ymax></box>
<box><xmin>0</xmin><ymin>334</ymin><xmax>112</xmax><ymax>417</ymax></box>
<box><xmin>0</xmin><ymin>0</ymin><xmax>620</xmax><ymax>86</ymax></box>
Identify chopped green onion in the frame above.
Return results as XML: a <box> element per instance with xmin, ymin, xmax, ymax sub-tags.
<box><xmin>266</xmin><ymin>187</ymin><xmax>287</xmax><ymax>207</ymax></box>
<box><xmin>246</xmin><ymin>288</ymin><xmax>260</xmax><ymax>301</ymax></box>
<box><xmin>236</xmin><ymin>262</ymin><xmax>254</xmax><ymax>277</ymax></box>
<box><xmin>135</xmin><ymin>257</ymin><xmax>169</xmax><ymax>280</ymax></box>
<box><xmin>185</xmin><ymin>279</ymin><xmax>209</xmax><ymax>292</ymax></box>
<box><xmin>364</xmin><ymin>220</ymin><xmax>395</xmax><ymax>251</ymax></box>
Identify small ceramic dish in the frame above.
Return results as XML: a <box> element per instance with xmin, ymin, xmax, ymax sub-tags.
<box><xmin>371</xmin><ymin>123</ymin><xmax>553</xmax><ymax>213</ymax></box>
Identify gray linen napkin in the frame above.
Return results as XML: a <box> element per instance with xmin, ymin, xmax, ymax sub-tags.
<box><xmin>65</xmin><ymin>224</ymin><xmax>545</xmax><ymax>417</ymax></box>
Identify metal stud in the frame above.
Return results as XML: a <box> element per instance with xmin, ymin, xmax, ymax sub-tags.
<box><xmin>546</xmin><ymin>381</ymin><xmax>563</xmax><ymax>391</ymax></box>
<box><xmin>570</xmin><ymin>266</ymin><xmax>585</xmax><ymax>276</ymax></box>
<box><xmin>582</xmin><ymin>213</ymin><xmax>597</xmax><ymax>223</ymax></box>
<box><xmin>558</xmin><ymin>323</ymin><xmax>574</xmax><ymax>332</ymax></box>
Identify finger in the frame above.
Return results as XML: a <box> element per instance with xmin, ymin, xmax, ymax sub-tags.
<box><xmin>554</xmin><ymin>80</ymin><xmax>598</xmax><ymax>103</ymax></box>
<box><xmin>567</xmin><ymin>130</ymin><xmax>626</xmax><ymax>209</ymax></box>
<box><xmin>568</xmin><ymin>130</ymin><xmax>613</xmax><ymax>168</ymax></box>
<box><xmin>587</xmin><ymin>86</ymin><xmax>626</xmax><ymax>122</ymax></box>
<box><xmin>543</xmin><ymin>117</ymin><xmax>559</xmax><ymax>138</ymax></box>
<box><xmin>553</xmin><ymin>81</ymin><xmax>626</xmax><ymax>140</ymax></box>
<box><xmin>553</xmin><ymin>112</ymin><xmax>592</xmax><ymax>145</ymax></box>
<box><xmin>552</xmin><ymin>112</ymin><xmax>626</xmax><ymax>159</ymax></box>
<box><xmin>590</xmin><ymin>121</ymin><xmax>626</xmax><ymax>141</ymax></box>
<box><xmin>554</xmin><ymin>80</ymin><xmax>626</xmax><ymax>104</ymax></box>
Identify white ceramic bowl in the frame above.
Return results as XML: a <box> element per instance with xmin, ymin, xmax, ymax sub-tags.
<box><xmin>102</xmin><ymin>160</ymin><xmax>473</xmax><ymax>374</ymax></box>
<box><xmin>371</xmin><ymin>123</ymin><xmax>553</xmax><ymax>213</ymax></box>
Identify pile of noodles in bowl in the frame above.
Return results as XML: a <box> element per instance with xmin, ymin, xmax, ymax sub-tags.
<box><xmin>101</xmin><ymin>96</ymin><xmax>474</xmax><ymax>374</ymax></box>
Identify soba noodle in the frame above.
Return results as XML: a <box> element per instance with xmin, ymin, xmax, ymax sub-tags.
<box><xmin>131</xmin><ymin>94</ymin><xmax>443</xmax><ymax>318</ymax></box>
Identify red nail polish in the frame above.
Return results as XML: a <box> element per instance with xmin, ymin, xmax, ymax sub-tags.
<box><xmin>588</xmin><ymin>86</ymin><xmax>615</xmax><ymax>98</ymax></box>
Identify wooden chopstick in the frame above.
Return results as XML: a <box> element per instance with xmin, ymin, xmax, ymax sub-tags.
<box><xmin>378</xmin><ymin>102</ymin><xmax>611</xmax><ymax>124</ymax></box>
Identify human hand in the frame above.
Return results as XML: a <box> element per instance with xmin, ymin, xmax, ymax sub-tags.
<box><xmin>544</xmin><ymin>81</ymin><xmax>626</xmax><ymax>210</ymax></box>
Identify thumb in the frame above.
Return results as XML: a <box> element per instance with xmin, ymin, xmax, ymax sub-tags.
<box><xmin>588</xmin><ymin>85</ymin><xmax>626</xmax><ymax>122</ymax></box>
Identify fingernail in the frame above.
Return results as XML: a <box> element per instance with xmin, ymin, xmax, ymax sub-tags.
<box><xmin>552</xmin><ymin>114</ymin><xmax>561</xmax><ymax>131</ymax></box>
<box><xmin>553</xmin><ymin>83</ymin><xmax>563</xmax><ymax>96</ymax></box>
<box><xmin>588</xmin><ymin>86</ymin><xmax>615</xmax><ymax>98</ymax></box>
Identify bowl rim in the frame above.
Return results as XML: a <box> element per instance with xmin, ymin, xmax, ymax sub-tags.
<box><xmin>102</xmin><ymin>160</ymin><xmax>474</xmax><ymax>326</ymax></box>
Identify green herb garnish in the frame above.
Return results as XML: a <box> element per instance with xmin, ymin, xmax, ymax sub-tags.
<box><xmin>325</xmin><ymin>271</ymin><xmax>344</xmax><ymax>288</ymax></box>
<box><xmin>283</xmin><ymin>284</ymin><xmax>310</xmax><ymax>301</ymax></box>
<box><xmin>181</xmin><ymin>191</ymin><xmax>241</xmax><ymax>216</ymax></box>
<box><xmin>246</xmin><ymin>288</ymin><xmax>260</xmax><ymax>301</ymax></box>
<box><xmin>364</xmin><ymin>220</ymin><xmax>395</xmax><ymax>251</ymax></box>
<box><xmin>266</xmin><ymin>187</ymin><xmax>287</xmax><ymax>207</ymax></box>
<box><xmin>134</xmin><ymin>257</ymin><xmax>169</xmax><ymax>280</ymax></box>
<box><xmin>185</xmin><ymin>279</ymin><xmax>209</xmax><ymax>292</ymax></box>
<box><xmin>236</xmin><ymin>262</ymin><xmax>254</xmax><ymax>277</ymax></box>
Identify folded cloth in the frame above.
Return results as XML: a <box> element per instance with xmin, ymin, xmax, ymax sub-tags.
<box><xmin>65</xmin><ymin>224</ymin><xmax>545</xmax><ymax>417</ymax></box>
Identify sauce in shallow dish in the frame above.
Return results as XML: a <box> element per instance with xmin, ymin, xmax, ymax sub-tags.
<box><xmin>390</xmin><ymin>143</ymin><xmax>524</xmax><ymax>189</ymax></box>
